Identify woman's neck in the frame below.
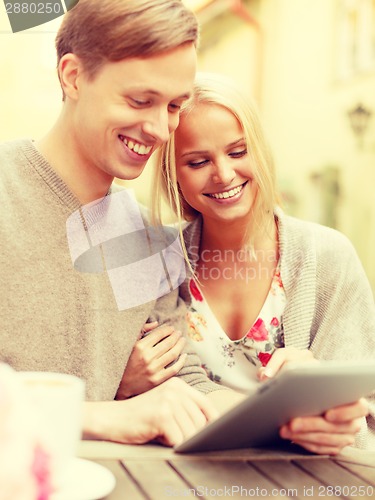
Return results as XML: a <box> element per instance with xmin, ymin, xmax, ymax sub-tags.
<box><xmin>200</xmin><ymin>214</ymin><xmax>277</xmax><ymax>255</ymax></box>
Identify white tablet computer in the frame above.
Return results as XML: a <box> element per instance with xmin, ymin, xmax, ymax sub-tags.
<box><xmin>174</xmin><ymin>360</ymin><xmax>375</xmax><ymax>453</ymax></box>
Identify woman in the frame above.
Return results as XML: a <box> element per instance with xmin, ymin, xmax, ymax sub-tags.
<box><xmin>121</xmin><ymin>73</ymin><xmax>375</xmax><ymax>453</ymax></box>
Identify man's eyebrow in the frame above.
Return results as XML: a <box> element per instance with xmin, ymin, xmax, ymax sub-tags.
<box><xmin>129</xmin><ymin>89</ymin><xmax>191</xmax><ymax>100</ymax></box>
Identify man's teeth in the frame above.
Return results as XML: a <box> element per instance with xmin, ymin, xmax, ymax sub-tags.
<box><xmin>208</xmin><ymin>184</ymin><xmax>244</xmax><ymax>199</ymax></box>
<box><xmin>123</xmin><ymin>138</ymin><xmax>152</xmax><ymax>156</ymax></box>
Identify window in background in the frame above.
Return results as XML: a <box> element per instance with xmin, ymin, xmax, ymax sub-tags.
<box><xmin>336</xmin><ymin>0</ymin><xmax>375</xmax><ymax>79</ymax></box>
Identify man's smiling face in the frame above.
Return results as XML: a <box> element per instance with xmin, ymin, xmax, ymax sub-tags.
<box><xmin>70</xmin><ymin>42</ymin><xmax>197</xmax><ymax>183</ymax></box>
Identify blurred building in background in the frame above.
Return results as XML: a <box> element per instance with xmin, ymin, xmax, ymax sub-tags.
<box><xmin>1</xmin><ymin>0</ymin><xmax>374</xmax><ymax>291</ymax></box>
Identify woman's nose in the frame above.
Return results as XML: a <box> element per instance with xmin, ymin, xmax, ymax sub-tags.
<box><xmin>212</xmin><ymin>161</ymin><xmax>236</xmax><ymax>185</ymax></box>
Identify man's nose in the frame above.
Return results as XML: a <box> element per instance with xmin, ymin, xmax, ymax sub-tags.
<box><xmin>142</xmin><ymin>108</ymin><xmax>172</xmax><ymax>144</ymax></box>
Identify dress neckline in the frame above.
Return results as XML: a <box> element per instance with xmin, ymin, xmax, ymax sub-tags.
<box><xmin>190</xmin><ymin>263</ymin><xmax>282</xmax><ymax>343</ymax></box>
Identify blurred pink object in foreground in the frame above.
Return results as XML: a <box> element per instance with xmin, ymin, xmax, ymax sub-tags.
<box><xmin>0</xmin><ymin>363</ymin><xmax>53</xmax><ymax>500</ymax></box>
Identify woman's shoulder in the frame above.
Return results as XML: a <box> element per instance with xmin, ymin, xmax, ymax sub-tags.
<box><xmin>182</xmin><ymin>216</ymin><xmax>202</xmax><ymax>249</ymax></box>
<box><xmin>278</xmin><ymin>209</ymin><xmax>356</xmax><ymax>258</ymax></box>
<box><xmin>278</xmin><ymin>211</ymin><xmax>368</xmax><ymax>294</ymax></box>
<box><xmin>182</xmin><ymin>216</ymin><xmax>201</xmax><ymax>235</ymax></box>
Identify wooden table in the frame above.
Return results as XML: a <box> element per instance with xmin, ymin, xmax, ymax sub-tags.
<box><xmin>78</xmin><ymin>441</ymin><xmax>375</xmax><ymax>499</ymax></box>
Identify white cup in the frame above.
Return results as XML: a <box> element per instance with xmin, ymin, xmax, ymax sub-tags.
<box><xmin>18</xmin><ymin>371</ymin><xmax>85</xmax><ymax>490</ymax></box>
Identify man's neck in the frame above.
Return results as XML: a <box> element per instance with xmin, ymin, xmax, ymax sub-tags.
<box><xmin>35</xmin><ymin>116</ymin><xmax>113</xmax><ymax>205</ymax></box>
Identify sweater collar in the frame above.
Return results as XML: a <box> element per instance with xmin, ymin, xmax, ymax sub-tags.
<box><xmin>19</xmin><ymin>139</ymin><xmax>83</xmax><ymax>212</ymax></box>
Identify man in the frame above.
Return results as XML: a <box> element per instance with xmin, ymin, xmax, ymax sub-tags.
<box><xmin>0</xmin><ymin>0</ymin><xmax>238</xmax><ymax>446</ymax></box>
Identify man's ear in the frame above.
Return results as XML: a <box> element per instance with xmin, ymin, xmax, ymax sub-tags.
<box><xmin>58</xmin><ymin>53</ymin><xmax>83</xmax><ymax>101</ymax></box>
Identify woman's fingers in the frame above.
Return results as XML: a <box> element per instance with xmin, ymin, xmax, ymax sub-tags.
<box><xmin>119</xmin><ymin>323</ymin><xmax>188</xmax><ymax>397</ymax></box>
<box><xmin>279</xmin><ymin>401</ymin><xmax>367</xmax><ymax>455</ymax></box>
<box><xmin>258</xmin><ymin>347</ymin><xmax>317</xmax><ymax>381</ymax></box>
<box><xmin>282</xmin><ymin>428</ymin><xmax>356</xmax><ymax>455</ymax></box>
<box><xmin>325</xmin><ymin>398</ymin><xmax>369</xmax><ymax>423</ymax></box>
<box><xmin>140</xmin><ymin>324</ymin><xmax>175</xmax><ymax>347</ymax></box>
<box><xmin>282</xmin><ymin>415</ymin><xmax>362</xmax><ymax>436</ymax></box>
<box><xmin>140</xmin><ymin>324</ymin><xmax>187</xmax><ymax>365</ymax></box>
<box><xmin>152</xmin><ymin>353</ymin><xmax>188</xmax><ymax>385</ymax></box>
<box><xmin>144</xmin><ymin>338</ymin><xmax>187</xmax><ymax>384</ymax></box>
<box><xmin>139</xmin><ymin>321</ymin><xmax>159</xmax><ymax>338</ymax></box>
<box><xmin>143</xmin><ymin>329</ymin><xmax>185</xmax><ymax>363</ymax></box>
<box><xmin>287</xmin><ymin>439</ymin><xmax>352</xmax><ymax>456</ymax></box>
<box><xmin>132</xmin><ymin>326</ymin><xmax>188</xmax><ymax>387</ymax></box>
<box><xmin>155</xmin><ymin>336</ymin><xmax>186</xmax><ymax>368</ymax></box>
<box><xmin>153</xmin><ymin>330</ymin><xmax>185</xmax><ymax>358</ymax></box>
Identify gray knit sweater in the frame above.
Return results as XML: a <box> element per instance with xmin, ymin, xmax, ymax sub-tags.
<box><xmin>0</xmin><ymin>139</ymin><xmax>218</xmax><ymax>400</ymax></box>
<box><xmin>181</xmin><ymin>214</ymin><xmax>375</xmax><ymax>449</ymax></box>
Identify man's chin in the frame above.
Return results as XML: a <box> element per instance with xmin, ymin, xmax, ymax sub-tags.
<box><xmin>115</xmin><ymin>164</ymin><xmax>147</xmax><ymax>182</ymax></box>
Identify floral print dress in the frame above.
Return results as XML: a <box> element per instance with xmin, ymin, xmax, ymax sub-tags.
<box><xmin>186</xmin><ymin>267</ymin><xmax>286</xmax><ymax>393</ymax></box>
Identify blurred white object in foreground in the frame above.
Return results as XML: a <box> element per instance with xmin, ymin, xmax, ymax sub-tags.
<box><xmin>0</xmin><ymin>363</ymin><xmax>52</xmax><ymax>500</ymax></box>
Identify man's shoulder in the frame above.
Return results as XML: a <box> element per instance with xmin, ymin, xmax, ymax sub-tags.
<box><xmin>0</xmin><ymin>138</ymin><xmax>30</xmax><ymax>153</ymax></box>
<box><xmin>0</xmin><ymin>139</ymin><xmax>31</xmax><ymax>165</ymax></box>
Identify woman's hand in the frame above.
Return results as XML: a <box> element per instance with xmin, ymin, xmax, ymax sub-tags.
<box><xmin>280</xmin><ymin>398</ymin><xmax>369</xmax><ymax>455</ymax></box>
<box><xmin>257</xmin><ymin>347</ymin><xmax>317</xmax><ymax>381</ymax></box>
<box><xmin>116</xmin><ymin>322</ymin><xmax>187</xmax><ymax>399</ymax></box>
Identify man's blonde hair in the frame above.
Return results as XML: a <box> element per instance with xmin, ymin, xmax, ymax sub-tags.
<box><xmin>56</xmin><ymin>0</ymin><xmax>198</xmax><ymax>79</ymax></box>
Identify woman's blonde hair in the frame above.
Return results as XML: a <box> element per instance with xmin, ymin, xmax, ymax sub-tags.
<box><xmin>153</xmin><ymin>72</ymin><xmax>279</xmax><ymax>240</ymax></box>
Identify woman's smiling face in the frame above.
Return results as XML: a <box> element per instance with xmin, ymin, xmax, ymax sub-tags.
<box><xmin>175</xmin><ymin>102</ymin><xmax>258</xmax><ymax>225</ymax></box>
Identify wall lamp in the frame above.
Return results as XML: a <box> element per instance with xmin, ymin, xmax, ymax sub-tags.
<box><xmin>347</xmin><ymin>103</ymin><xmax>372</xmax><ymax>149</ymax></box>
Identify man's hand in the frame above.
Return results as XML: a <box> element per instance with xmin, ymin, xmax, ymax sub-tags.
<box><xmin>84</xmin><ymin>378</ymin><xmax>218</xmax><ymax>447</ymax></box>
<box><xmin>279</xmin><ymin>398</ymin><xmax>369</xmax><ymax>455</ymax></box>
<box><xmin>116</xmin><ymin>322</ymin><xmax>187</xmax><ymax>399</ymax></box>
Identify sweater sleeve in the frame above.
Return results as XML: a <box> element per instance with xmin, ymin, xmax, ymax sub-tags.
<box><xmin>310</xmin><ymin>227</ymin><xmax>375</xmax><ymax>359</ymax></box>
<box><xmin>310</xmin><ymin>227</ymin><xmax>375</xmax><ymax>449</ymax></box>
<box><xmin>147</xmin><ymin>288</ymin><xmax>224</xmax><ymax>394</ymax></box>
<box><xmin>138</xmin><ymin>213</ymin><xmax>222</xmax><ymax>394</ymax></box>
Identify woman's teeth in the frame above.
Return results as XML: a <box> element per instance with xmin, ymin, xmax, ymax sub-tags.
<box><xmin>207</xmin><ymin>183</ymin><xmax>245</xmax><ymax>199</ymax></box>
<box><xmin>122</xmin><ymin>137</ymin><xmax>152</xmax><ymax>156</ymax></box>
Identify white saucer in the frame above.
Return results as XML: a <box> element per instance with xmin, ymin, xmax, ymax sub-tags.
<box><xmin>51</xmin><ymin>457</ymin><xmax>116</xmax><ymax>500</ymax></box>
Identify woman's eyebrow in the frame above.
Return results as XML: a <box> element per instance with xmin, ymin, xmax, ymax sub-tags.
<box><xmin>179</xmin><ymin>138</ymin><xmax>246</xmax><ymax>159</ymax></box>
<box><xmin>179</xmin><ymin>149</ymin><xmax>208</xmax><ymax>158</ymax></box>
<box><xmin>227</xmin><ymin>137</ymin><xmax>246</xmax><ymax>147</ymax></box>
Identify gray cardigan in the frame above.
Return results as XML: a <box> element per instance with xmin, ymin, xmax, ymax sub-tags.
<box><xmin>180</xmin><ymin>211</ymin><xmax>375</xmax><ymax>449</ymax></box>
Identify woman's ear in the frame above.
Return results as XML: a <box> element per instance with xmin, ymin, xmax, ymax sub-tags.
<box><xmin>57</xmin><ymin>53</ymin><xmax>82</xmax><ymax>101</ymax></box>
